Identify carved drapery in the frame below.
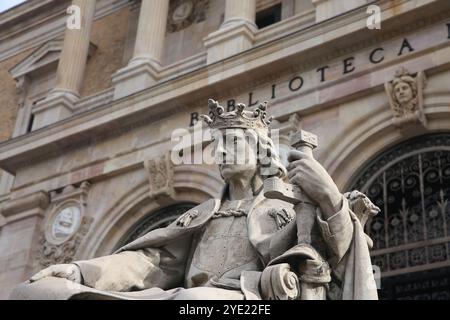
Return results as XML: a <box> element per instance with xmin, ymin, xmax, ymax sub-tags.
<box><xmin>116</xmin><ymin>203</ymin><xmax>196</xmax><ymax>249</ymax></box>
<box><xmin>350</xmin><ymin>134</ymin><xmax>450</xmax><ymax>299</ymax></box>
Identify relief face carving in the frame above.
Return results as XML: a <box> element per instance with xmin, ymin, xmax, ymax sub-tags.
<box><xmin>167</xmin><ymin>0</ymin><xmax>209</xmax><ymax>33</ymax></box>
<box><xmin>385</xmin><ymin>67</ymin><xmax>427</xmax><ymax>128</ymax></box>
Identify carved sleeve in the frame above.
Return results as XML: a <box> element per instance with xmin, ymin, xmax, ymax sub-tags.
<box><xmin>316</xmin><ymin>197</ymin><xmax>354</xmax><ymax>263</ymax></box>
<box><xmin>74</xmin><ymin>235</ymin><xmax>193</xmax><ymax>292</ymax></box>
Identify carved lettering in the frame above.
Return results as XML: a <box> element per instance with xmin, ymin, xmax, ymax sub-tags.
<box><xmin>190</xmin><ymin>112</ymin><xmax>199</xmax><ymax>127</ymax></box>
<box><xmin>398</xmin><ymin>38</ymin><xmax>414</xmax><ymax>56</ymax></box>
<box><xmin>249</xmin><ymin>92</ymin><xmax>259</xmax><ymax>107</ymax></box>
<box><xmin>343</xmin><ymin>57</ymin><xmax>356</xmax><ymax>74</ymax></box>
<box><xmin>370</xmin><ymin>47</ymin><xmax>384</xmax><ymax>64</ymax></box>
<box><xmin>288</xmin><ymin>76</ymin><xmax>304</xmax><ymax>92</ymax></box>
<box><xmin>227</xmin><ymin>99</ymin><xmax>236</xmax><ymax>112</ymax></box>
<box><xmin>317</xmin><ymin>66</ymin><xmax>329</xmax><ymax>82</ymax></box>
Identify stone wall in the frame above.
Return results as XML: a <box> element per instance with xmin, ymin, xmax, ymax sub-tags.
<box><xmin>0</xmin><ymin>49</ymin><xmax>34</xmax><ymax>143</ymax></box>
<box><xmin>81</xmin><ymin>6</ymin><xmax>130</xmax><ymax>97</ymax></box>
<box><xmin>0</xmin><ymin>48</ymin><xmax>36</xmax><ymax>184</ymax></box>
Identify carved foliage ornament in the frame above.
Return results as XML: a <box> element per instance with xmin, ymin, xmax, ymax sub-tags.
<box><xmin>38</xmin><ymin>216</ymin><xmax>93</xmax><ymax>269</ymax></box>
<box><xmin>144</xmin><ymin>153</ymin><xmax>175</xmax><ymax>199</ymax></box>
<box><xmin>385</xmin><ymin>67</ymin><xmax>427</xmax><ymax>128</ymax></box>
<box><xmin>167</xmin><ymin>0</ymin><xmax>209</xmax><ymax>33</ymax></box>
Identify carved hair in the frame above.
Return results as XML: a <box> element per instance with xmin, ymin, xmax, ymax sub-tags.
<box><xmin>242</xmin><ymin>128</ymin><xmax>288</xmax><ymax>180</ymax></box>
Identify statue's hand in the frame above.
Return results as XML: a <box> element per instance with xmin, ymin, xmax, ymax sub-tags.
<box><xmin>30</xmin><ymin>264</ymin><xmax>82</xmax><ymax>284</ymax></box>
<box><xmin>287</xmin><ymin>150</ymin><xmax>343</xmax><ymax>219</ymax></box>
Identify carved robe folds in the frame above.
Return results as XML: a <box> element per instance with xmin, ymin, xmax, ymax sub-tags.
<box><xmin>11</xmin><ymin>189</ymin><xmax>377</xmax><ymax>300</ymax></box>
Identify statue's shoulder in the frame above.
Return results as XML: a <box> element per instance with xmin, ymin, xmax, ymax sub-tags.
<box><xmin>173</xmin><ymin>198</ymin><xmax>220</xmax><ymax>228</ymax></box>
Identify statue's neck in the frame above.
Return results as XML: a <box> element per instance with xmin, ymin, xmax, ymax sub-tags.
<box><xmin>227</xmin><ymin>175</ymin><xmax>263</xmax><ymax>201</ymax></box>
<box><xmin>228</xmin><ymin>180</ymin><xmax>253</xmax><ymax>201</ymax></box>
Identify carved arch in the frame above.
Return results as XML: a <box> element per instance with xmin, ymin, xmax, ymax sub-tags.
<box><xmin>77</xmin><ymin>164</ymin><xmax>224</xmax><ymax>259</ymax></box>
<box><xmin>322</xmin><ymin>96</ymin><xmax>450</xmax><ymax>191</ymax></box>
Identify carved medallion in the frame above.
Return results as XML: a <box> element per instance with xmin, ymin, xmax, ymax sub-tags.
<box><xmin>48</xmin><ymin>206</ymin><xmax>81</xmax><ymax>245</ymax></box>
<box><xmin>167</xmin><ymin>0</ymin><xmax>209</xmax><ymax>33</ymax></box>
<box><xmin>38</xmin><ymin>216</ymin><xmax>93</xmax><ymax>269</ymax></box>
<box><xmin>34</xmin><ymin>182</ymin><xmax>93</xmax><ymax>270</ymax></box>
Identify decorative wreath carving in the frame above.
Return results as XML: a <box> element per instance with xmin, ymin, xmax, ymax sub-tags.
<box><xmin>167</xmin><ymin>0</ymin><xmax>209</xmax><ymax>33</ymax></box>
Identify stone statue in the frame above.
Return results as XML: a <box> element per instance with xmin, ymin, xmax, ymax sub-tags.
<box><xmin>11</xmin><ymin>100</ymin><xmax>379</xmax><ymax>300</ymax></box>
<box><xmin>385</xmin><ymin>67</ymin><xmax>427</xmax><ymax>128</ymax></box>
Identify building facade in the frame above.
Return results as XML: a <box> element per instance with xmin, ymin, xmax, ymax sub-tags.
<box><xmin>0</xmin><ymin>0</ymin><xmax>449</xmax><ymax>299</ymax></box>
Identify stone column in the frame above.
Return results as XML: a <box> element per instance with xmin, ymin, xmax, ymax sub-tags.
<box><xmin>313</xmin><ymin>0</ymin><xmax>368</xmax><ymax>22</ymax></box>
<box><xmin>33</xmin><ymin>0</ymin><xmax>97</xmax><ymax>130</ymax></box>
<box><xmin>294</xmin><ymin>0</ymin><xmax>315</xmax><ymax>15</ymax></box>
<box><xmin>131</xmin><ymin>0</ymin><xmax>169</xmax><ymax>66</ymax></box>
<box><xmin>112</xmin><ymin>0</ymin><xmax>170</xmax><ymax>100</ymax></box>
<box><xmin>222</xmin><ymin>0</ymin><xmax>257</xmax><ymax>29</ymax></box>
<box><xmin>204</xmin><ymin>0</ymin><xmax>257</xmax><ymax>64</ymax></box>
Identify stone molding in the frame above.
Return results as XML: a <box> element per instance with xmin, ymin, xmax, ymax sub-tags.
<box><xmin>204</xmin><ymin>21</ymin><xmax>257</xmax><ymax>64</ymax></box>
<box><xmin>0</xmin><ymin>191</ymin><xmax>49</xmax><ymax>219</ymax></box>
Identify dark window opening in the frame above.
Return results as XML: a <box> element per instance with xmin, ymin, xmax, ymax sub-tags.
<box><xmin>256</xmin><ymin>4</ymin><xmax>282</xmax><ymax>29</ymax></box>
<box><xmin>27</xmin><ymin>113</ymin><xmax>35</xmax><ymax>133</ymax></box>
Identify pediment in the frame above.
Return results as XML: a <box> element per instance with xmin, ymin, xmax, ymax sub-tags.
<box><xmin>9</xmin><ymin>38</ymin><xmax>96</xmax><ymax>79</ymax></box>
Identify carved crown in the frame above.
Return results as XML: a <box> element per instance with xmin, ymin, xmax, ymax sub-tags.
<box><xmin>201</xmin><ymin>99</ymin><xmax>272</xmax><ymax>132</ymax></box>
<box><xmin>392</xmin><ymin>67</ymin><xmax>416</xmax><ymax>88</ymax></box>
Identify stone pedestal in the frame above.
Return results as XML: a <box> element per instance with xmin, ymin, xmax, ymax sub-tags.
<box><xmin>204</xmin><ymin>0</ymin><xmax>257</xmax><ymax>64</ymax></box>
<box><xmin>112</xmin><ymin>0</ymin><xmax>169</xmax><ymax>100</ymax></box>
<box><xmin>32</xmin><ymin>91</ymin><xmax>78</xmax><ymax>130</ymax></box>
<box><xmin>313</xmin><ymin>0</ymin><xmax>368</xmax><ymax>22</ymax></box>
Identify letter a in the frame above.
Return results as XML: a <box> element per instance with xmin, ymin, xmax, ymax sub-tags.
<box><xmin>367</xmin><ymin>5</ymin><xmax>381</xmax><ymax>30</ymax></box>
<box><xmin>67</xmin><ymin>5</ymin><xmax>81</xmax><ymax>30</ymax></box>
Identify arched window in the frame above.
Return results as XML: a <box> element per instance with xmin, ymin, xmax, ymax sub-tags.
<box><xmin>349</xmin><ymin>133</ymin><xmax>450</xmax><ymax>300</ymax></box>
<box><xmin>116</xmin><ymin>203</ymin><xmax>196</xmax><ymax>250</ymax></box>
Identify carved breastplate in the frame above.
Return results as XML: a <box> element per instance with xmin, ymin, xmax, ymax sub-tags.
<box><xmin>191</xmin><ymin>201</ymin><xmax>259</xmax><ymax>278</ymax></box>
